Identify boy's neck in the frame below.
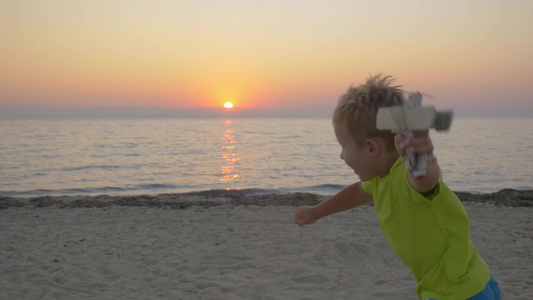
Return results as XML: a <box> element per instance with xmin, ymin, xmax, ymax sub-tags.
<box><xmin>377</xmin><ymin>152</ymin><xmax>400</xmax><ymax>178</ymax></box>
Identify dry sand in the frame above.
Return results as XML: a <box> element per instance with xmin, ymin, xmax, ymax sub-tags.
<box><xmin>1</xmin><ymin>190</ymin><xmax>532</xmax><ymax>300</ymax></box>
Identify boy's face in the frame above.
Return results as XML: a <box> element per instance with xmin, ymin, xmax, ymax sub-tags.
<box><xmin>334</xmin><ymin>123</ymin><xmax>377</xmax><ymax>181</ymax></box>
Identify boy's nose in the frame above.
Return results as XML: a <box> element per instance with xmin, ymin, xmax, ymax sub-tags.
<box><xmin>340</xmin><ymin>150</ymin><xmax>344</xmax><ymax>160</ymax></box>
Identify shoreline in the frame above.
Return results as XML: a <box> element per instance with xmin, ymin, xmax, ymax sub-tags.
<box><xmin>1</xmin><ymin>188</ymin><xmax>532</xmax><ymax>210</ymax></box>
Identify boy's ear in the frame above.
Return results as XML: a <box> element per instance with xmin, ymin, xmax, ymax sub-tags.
<box><xmin>366</xmin><ymin>138</ymin><xmax>380</xmax><ymax>156</ymax></box>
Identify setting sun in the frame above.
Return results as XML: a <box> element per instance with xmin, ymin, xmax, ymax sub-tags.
<box><xmin>224</xmin><ymin>102</ymin><xmax>234</xmax><ymax>109</ymax></box>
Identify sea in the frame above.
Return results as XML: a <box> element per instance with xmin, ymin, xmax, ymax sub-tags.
<box><xmin>1</xmin><ymin>118</ymin><xmax>532</xmax><ymax>198</ymax></box>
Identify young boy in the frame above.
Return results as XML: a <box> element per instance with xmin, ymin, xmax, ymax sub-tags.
<box><xmin>294</xmin><ymin>75</ymin><xmax>501</xmax><ymax>300</ymax></box>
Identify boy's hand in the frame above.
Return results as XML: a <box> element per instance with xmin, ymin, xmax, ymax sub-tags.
<box><xmin>395</xmin><ymin>130</ymin><xmax>440</xmax><ymax>193</ymax></box>
<box><xmin>394</xmin><ymin>130</ymin><xmax>436</xmax><ymax>163</ymax></box>
<box><xmin>294</xmin><ymin>206</ymin><xmax>319</xmax><ymax>227</ymax></box>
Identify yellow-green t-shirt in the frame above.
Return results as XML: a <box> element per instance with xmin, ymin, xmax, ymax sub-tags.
<box><xmin>361</xmin><ymin>158</ymin><xmax>490</xmax><ymax>300</ymax></box>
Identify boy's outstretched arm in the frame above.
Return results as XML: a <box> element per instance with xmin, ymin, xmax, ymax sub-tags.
<box><xmin>294</xmin><ymin>182</ymin><xmax>372</xmax><ymax>227</ymax></box>
<box><xmin>395</xmin><ymin>130</ymin><xmax>441</xmax><ymax>194</ymax></box>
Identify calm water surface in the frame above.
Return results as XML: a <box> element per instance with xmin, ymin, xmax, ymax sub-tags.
<box><xmin>1</xmin><ymin>118</ymin><xmax>531</xmax><ymax>197</ymax></box>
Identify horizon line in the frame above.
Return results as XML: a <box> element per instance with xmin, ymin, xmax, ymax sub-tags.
<box><xmin>0</xmin><ymin>104</ymin><xmax>531</xmax><ymax>120</ymax></box>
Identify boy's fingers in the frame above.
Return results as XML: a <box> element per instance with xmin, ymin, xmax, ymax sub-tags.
<box><xmin>406</xmin><ymin>130</ymin><xmax>433</xmax><ymax>154</ymax></box>
<box><xmin>410</xmin><ymin>130</ymin><xmax>429</xmax><ymax>137</ymax></box>
<box><xmin>395</xmin><ymin>133</ymin><xmax>407</xmax><ymax>146</ymax></box>
<box><xmin>394</xmin><ymin>134</ymin><xmax>407</xmax><ymax>155</ymax></box>
<box><xmin>409</xmin><ymin>138</ymin><xmax>433</xmax><ymax>152</ymax></box>
<box><xmin>396</xmin><ymin>130</ymin><xmax>435</xmax><ymax>155</ymax></box>
<box><xmin>427</xmin><ymin>153</ymin><xmax>437</xmax><ymax>163</ymax></box>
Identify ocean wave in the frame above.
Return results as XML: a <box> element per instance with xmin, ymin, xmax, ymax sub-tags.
<box><xmin>0</xmin><ymin>184</ymin><xmax>348</xmax><ymax>198</ymax></box>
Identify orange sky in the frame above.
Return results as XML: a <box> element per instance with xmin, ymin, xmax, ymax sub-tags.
<box><xmin>1</xmin><ymin>0</ymin><xmax>532</xmax><ymax>117</ymax></box>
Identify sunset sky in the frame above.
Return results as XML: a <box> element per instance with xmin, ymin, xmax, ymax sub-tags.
<box><xmin>1</xmin><ymin>0</ymin><xmax>532</xmax><ymax>118</ymax></box>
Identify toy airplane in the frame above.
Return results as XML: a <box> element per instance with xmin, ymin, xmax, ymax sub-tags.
<box><xmin>376</xmin><ymin>92</ymin><xmax>454</xmax><ymax>177</ymax></box>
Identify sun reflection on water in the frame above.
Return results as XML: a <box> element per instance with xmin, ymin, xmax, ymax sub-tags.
<box><xmin>220</xmin><ymin>120</ymin><xmax>241</xmax><ymax>187</ymax></box>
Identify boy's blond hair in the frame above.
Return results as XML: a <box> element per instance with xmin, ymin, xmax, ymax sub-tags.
<box><xmin>333</xmin><ymin>74</ymin><xmax>404</xmax><ymax>152</ymax></box>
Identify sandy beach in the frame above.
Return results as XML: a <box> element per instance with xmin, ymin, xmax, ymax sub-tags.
<box><xmin>1</xmin><ymin>190</ymin><xmax>532</xmax><ymax>300</ymax></box>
